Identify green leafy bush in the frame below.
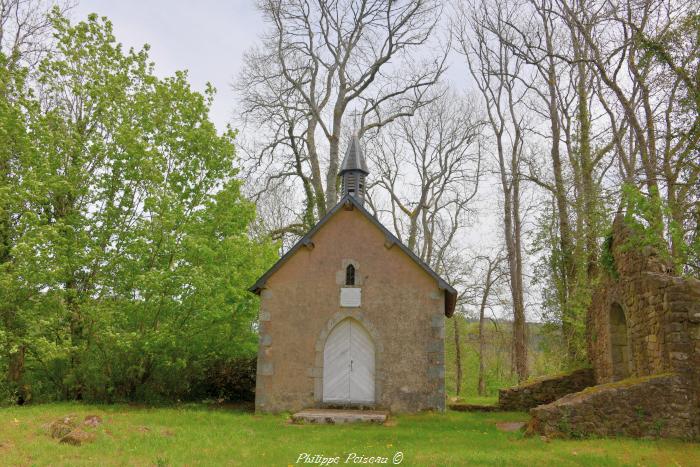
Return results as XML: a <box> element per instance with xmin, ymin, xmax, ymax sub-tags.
<box><xmin>599</xmin><ymin>230</ymin><xmax>618</xmax><ymax>279</ymax></box>
<box><xmin>191</xmin><ymin>356</ymin><xmax>257</xmax><ymax>402</ymax></box>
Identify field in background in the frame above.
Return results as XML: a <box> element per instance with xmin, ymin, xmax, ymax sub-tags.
<box><xmin>1</xmin><ymin>403</ymin><xmax>699</xmax><ymax>466</ymax></box>
<box><xmin>444</xmin><ymin>315</ymin><xmax>565</xmax><ymax>400</ymax></box>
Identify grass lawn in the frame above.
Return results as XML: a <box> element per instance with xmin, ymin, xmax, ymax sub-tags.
<box><xmin>1</xmin><ymin>403</ymin><xmax>699</xmax><ymax>466</ymax></box>
<box><xmin>449</xmin><ymin>395</ymin><xmax>499</xmax><ymax>406</ymax></box>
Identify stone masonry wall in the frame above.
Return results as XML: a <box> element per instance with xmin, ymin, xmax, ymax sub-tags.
<box><xmin>498</xmin><ymin>368</ymin><xmax>595</xmax><ymax>411</ymax></box>
<box><xmin>528</xmin><ymin>373</ymin><xmax>697</xmax><ymax>439</ymax></box>
<box><xmin>255</xmin><ymin>207</ymin><xmax>447</xmax><ymax>413</ymax></box>
<box><xmin>523</xmin><ymin>214</ymin><xmax>700</xmax><ymax>440</ymax></box>
<box><xmin>584</xmin><ymin>217</ymin><xmax>700</xmax><ymax>438</ymax></box>
<box><xmin>522</xmin><ymin>215</ymin><xmax>699</xmax><ymax>440</ymax></box>
<box><xmin>587</xmin><ymin>270</ymin><xmax>700</xmax><ymax>385</ymax></box>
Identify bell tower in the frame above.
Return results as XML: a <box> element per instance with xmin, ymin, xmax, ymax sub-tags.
<box><xmin>339</xmin><ymin>133</ymin><xmax>369</xmax><ymax>204</ymax></box>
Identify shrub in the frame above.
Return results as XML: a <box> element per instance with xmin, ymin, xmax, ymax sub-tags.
<box><xmin>190</xmin><ymin>356</ymin><xmax>257</xmax><ymax>402</ymax></box>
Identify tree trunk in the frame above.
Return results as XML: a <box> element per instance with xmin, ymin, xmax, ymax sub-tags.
<box><xmin>507</xmin><ymin>102</ymin><xmax>528</xmax><ymax>382</ymax></box>
<box><xmin>477</xmin><ymin>264</ymin><xmax>494</xmax><ymax>396</ymax></box>
<box><xmin>7</xmin><ymin>345</ymin><xmax>26</xmax><ymax>403</ymax></box>
<box><xmin>543</xmin><ymin>20</ymin><xmax>578</xmax><ymax>364</ymax></box>
<box><xmin>497</xmin><ymin>133</ymin><xmax>528</xmax><ymax>383</ymax></box>
<box><xmin>325</xmin><ymin>95</ymin><xmax>346</xmax><ymax>211</ymax></box>
<box><xmin>575</xmin><ymin>63</ymin><xmax>598</xmax><ymax>280</ymax></box>
<box><xmin>511</xmin><ymin>177</ymin><xmax>528</xmax><ymax>382</ymax></box>
<box><xmin>306</xmin><ymin>118</ymin><xmax>327</xmax><ymax>218</ymax></box>
<box><xmin>477</xmin><ymin>314</ymin><xmax>486</xmax><ymax>396</ymax></box>
<box><xmin>453</xmin><ymin>316</ymin><xmax>462</xmax><ymax>396</ymax></box>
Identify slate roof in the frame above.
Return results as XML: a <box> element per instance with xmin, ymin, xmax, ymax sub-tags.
<box><xmin>339</xmin><ymin>134</ymin><xmax>369</xmax><ymax>175</ymax></box>
<box><xmin>249</xmin><ymin>194</ymin><xmax>458</xmax><ymax>317</ymax></box>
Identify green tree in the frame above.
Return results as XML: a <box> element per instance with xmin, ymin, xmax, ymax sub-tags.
<box><xmin>1</xmin><ymin>13</ymin><xmax>276</xmax><ymax>403</ymax></box>
<box><xmin>0</xmin><ymin>52</ymin><xmax>40</xmax><ymax>403</ymax></box>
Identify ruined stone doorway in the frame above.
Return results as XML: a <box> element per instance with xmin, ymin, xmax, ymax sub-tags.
<box><xmin>609</xmin><ymin>303</ymin><xmax>631</xmax><ymax>380</ymax></box>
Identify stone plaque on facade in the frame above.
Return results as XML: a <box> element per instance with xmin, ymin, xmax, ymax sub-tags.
<box><xmin>340</xmin><ymin>287</ymin><xmax>361</xmax><ymax>307</ymax></box>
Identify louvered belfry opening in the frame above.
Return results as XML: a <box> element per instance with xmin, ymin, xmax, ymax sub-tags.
<box><xmin>345</xmin><ymin>173</ymin><xmax>357</xmax><ymax>196</ymax></box>
<box><xmin>339</xmin><ymin>133</ymin><xmax>369</xmax><ymax>203</ymax></box>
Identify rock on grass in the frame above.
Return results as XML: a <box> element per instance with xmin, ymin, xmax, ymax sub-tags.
<box><xmin>59</xmin><ymin>428</ymin><xmax>95</xmax><ymax>446</ymax></box>
<box><xmin>83</xmin><ymin>415</ymin><xmax>102</xmax><ymax>427</ymax></box>
<box><xmin>49</xmin><ymin>417</ymin><xmax>77</xmax><ymax>439</ymax></box>
<box><xmin>46</xmin><ymin>415</ymin><xmax>100</xmax><ymax>446</ymax></box>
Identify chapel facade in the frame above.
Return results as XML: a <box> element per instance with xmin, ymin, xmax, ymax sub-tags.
<box><xmin>249</xmin><ymin>135</ymin><xmax>457</xmax><ymax>413</ymax></box>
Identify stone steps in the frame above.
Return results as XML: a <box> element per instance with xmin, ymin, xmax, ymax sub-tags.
<box><xmin>291</xmin><ymin>408</ymin><xmax>388</xmax><ymax>424</ymax></box>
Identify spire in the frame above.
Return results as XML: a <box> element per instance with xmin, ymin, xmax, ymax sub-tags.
<box><xmin>339</xmin><ymin>133</ymin><xmax>369</xmax><ymax>203</ymax></box>
<box><xmin>339</xmin><ymin>134</ymin><xmax>369</xmax><ymax>175</ymax></box>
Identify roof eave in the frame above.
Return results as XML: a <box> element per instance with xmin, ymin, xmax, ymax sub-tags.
<box><xmin>443</xmin><ymin>288</ymin><xmax>457</xmax><ymax>318</ymax></box>
<box><xmin>338</xmin><ymin>167</ymin><xmax>370</xmax><ymax>176</ymax></box>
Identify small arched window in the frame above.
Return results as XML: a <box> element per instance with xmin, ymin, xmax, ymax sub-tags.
<box><xmin>345</xmin><ymin>264</ymin><xmax>356</xmax><ymax>286</ymax></box>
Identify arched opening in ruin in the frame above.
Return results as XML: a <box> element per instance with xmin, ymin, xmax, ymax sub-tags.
<box><xmin>609</xmin><ymin>303</ymin><xmax>631</xmax><ymax>380</ymax></box>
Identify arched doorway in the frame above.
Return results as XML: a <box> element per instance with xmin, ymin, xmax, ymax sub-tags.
<box><xmin>609</xmin><ymin>303</ymin><xmax>631</xmax><ymax>380</ymax></box>
<box><xmin>323</xmin><ymin>318</ymin><xmax>375</xmax><ymax>404</ymax></box>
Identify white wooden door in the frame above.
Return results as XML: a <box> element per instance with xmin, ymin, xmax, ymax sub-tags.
<box><xmin>348</xmin><ymin>321</ymin><xmax>375</xmax><ymax>402</ymax></box>
<box><xmin>323</xmin><ymin>319</ymin><xmax>351</xmax><ymax>402</ymax></box>
<box><xmin>323</xmin><ymin>319</ymin><xmax>375</xmax><ymax>404</ymax></box>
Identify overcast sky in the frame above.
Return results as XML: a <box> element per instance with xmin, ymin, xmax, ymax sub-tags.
<box><xmin>73</xmin><ymin>1</ymin><xmax>470</xmax><ymax>131</ymax></box>
<box><xmin>74</xmin><ymin>0</ymin><xmax>264</xmax><ymax>129</ymax></box>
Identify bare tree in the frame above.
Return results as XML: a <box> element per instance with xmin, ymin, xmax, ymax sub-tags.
<box><xmin>249</xmin><ymin>180</ymin><xmax>305</xmax><ymax>251</ymax></box>
<box><xmin>454</xmin><ymin>250</ymin><xmax>507</xmax><ymax>396</ymax></box>
<box><xmin>484</xmin><ymin>0</ymin><xmax>620</xmax><ymax>364</ymax></box>
<box><xmin>559</xmin><ymin>0</ymin><xmax>699</xmax><ymax>269</ymax></box>
<box><xmin>0</xmin><ymin>0</ymin><xmax>73</xmax><ymax>69</ymax></box>
<box><xmin>366</xmin><ymin>89</ymin><xmax>482</xmax><ymax>270</ymax></box>
<box><xmin>454</xmin><ymin>0</ymin><xmax>530</xmax><ymax>381</ymax></box>
<box><xmin>359</xmin><ymin>89</ymin><xmax>483</xmax><ymax>396</ymax></box>
<box><xmin>236</xmin><ymin>0</ymin><xmax>447</xmax><ymax>235</ymax></box>
<box><xmin>473</xmin><ymin>253</ymin><xmax>506</xmax><ymax>396</ymax></box>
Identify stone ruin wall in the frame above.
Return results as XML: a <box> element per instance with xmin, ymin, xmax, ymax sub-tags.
<box><xmin>478</xmin><ymin>214</ymin><xmax>699</xmax><ymax>439</ymax></box>
<box><xmin>574</xmin><ymin>216</ymin><xmax>700</xmax><ymax>438</ymax></box>
<box><xmin>588</xmin><ymin>218</ymin><xmax>700</xmax><ymax>385</ymax></box>
<box><xmin>525</xmin><ymin>216</ymin><xmax>700</xmax><ymax>439</ymax></box>
<box><xmin>528</xmin><ymin>373</ymin><xmax>696</xmax><ymax>439</ymax></box>
<box><xmin>587</xmin><ymin>271</ymin><xmax>700</xmax><ymax>384</ymax></box>
<box><xmin>498</xmin><ymin>369</ymin><xmax>595</xmax><ymax>411</ymax></box>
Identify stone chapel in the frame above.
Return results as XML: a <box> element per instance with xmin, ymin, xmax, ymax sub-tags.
<box><xmin>249</xmin><ymin>135</ymin><xmax>457</xmax><ymax>413</ymax></box>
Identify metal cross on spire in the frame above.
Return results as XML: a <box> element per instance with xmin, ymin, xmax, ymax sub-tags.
<box><xmin>349</xmin><ymin>108</ymin><xmax>362</xmax><ymax>136</ymax></box>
